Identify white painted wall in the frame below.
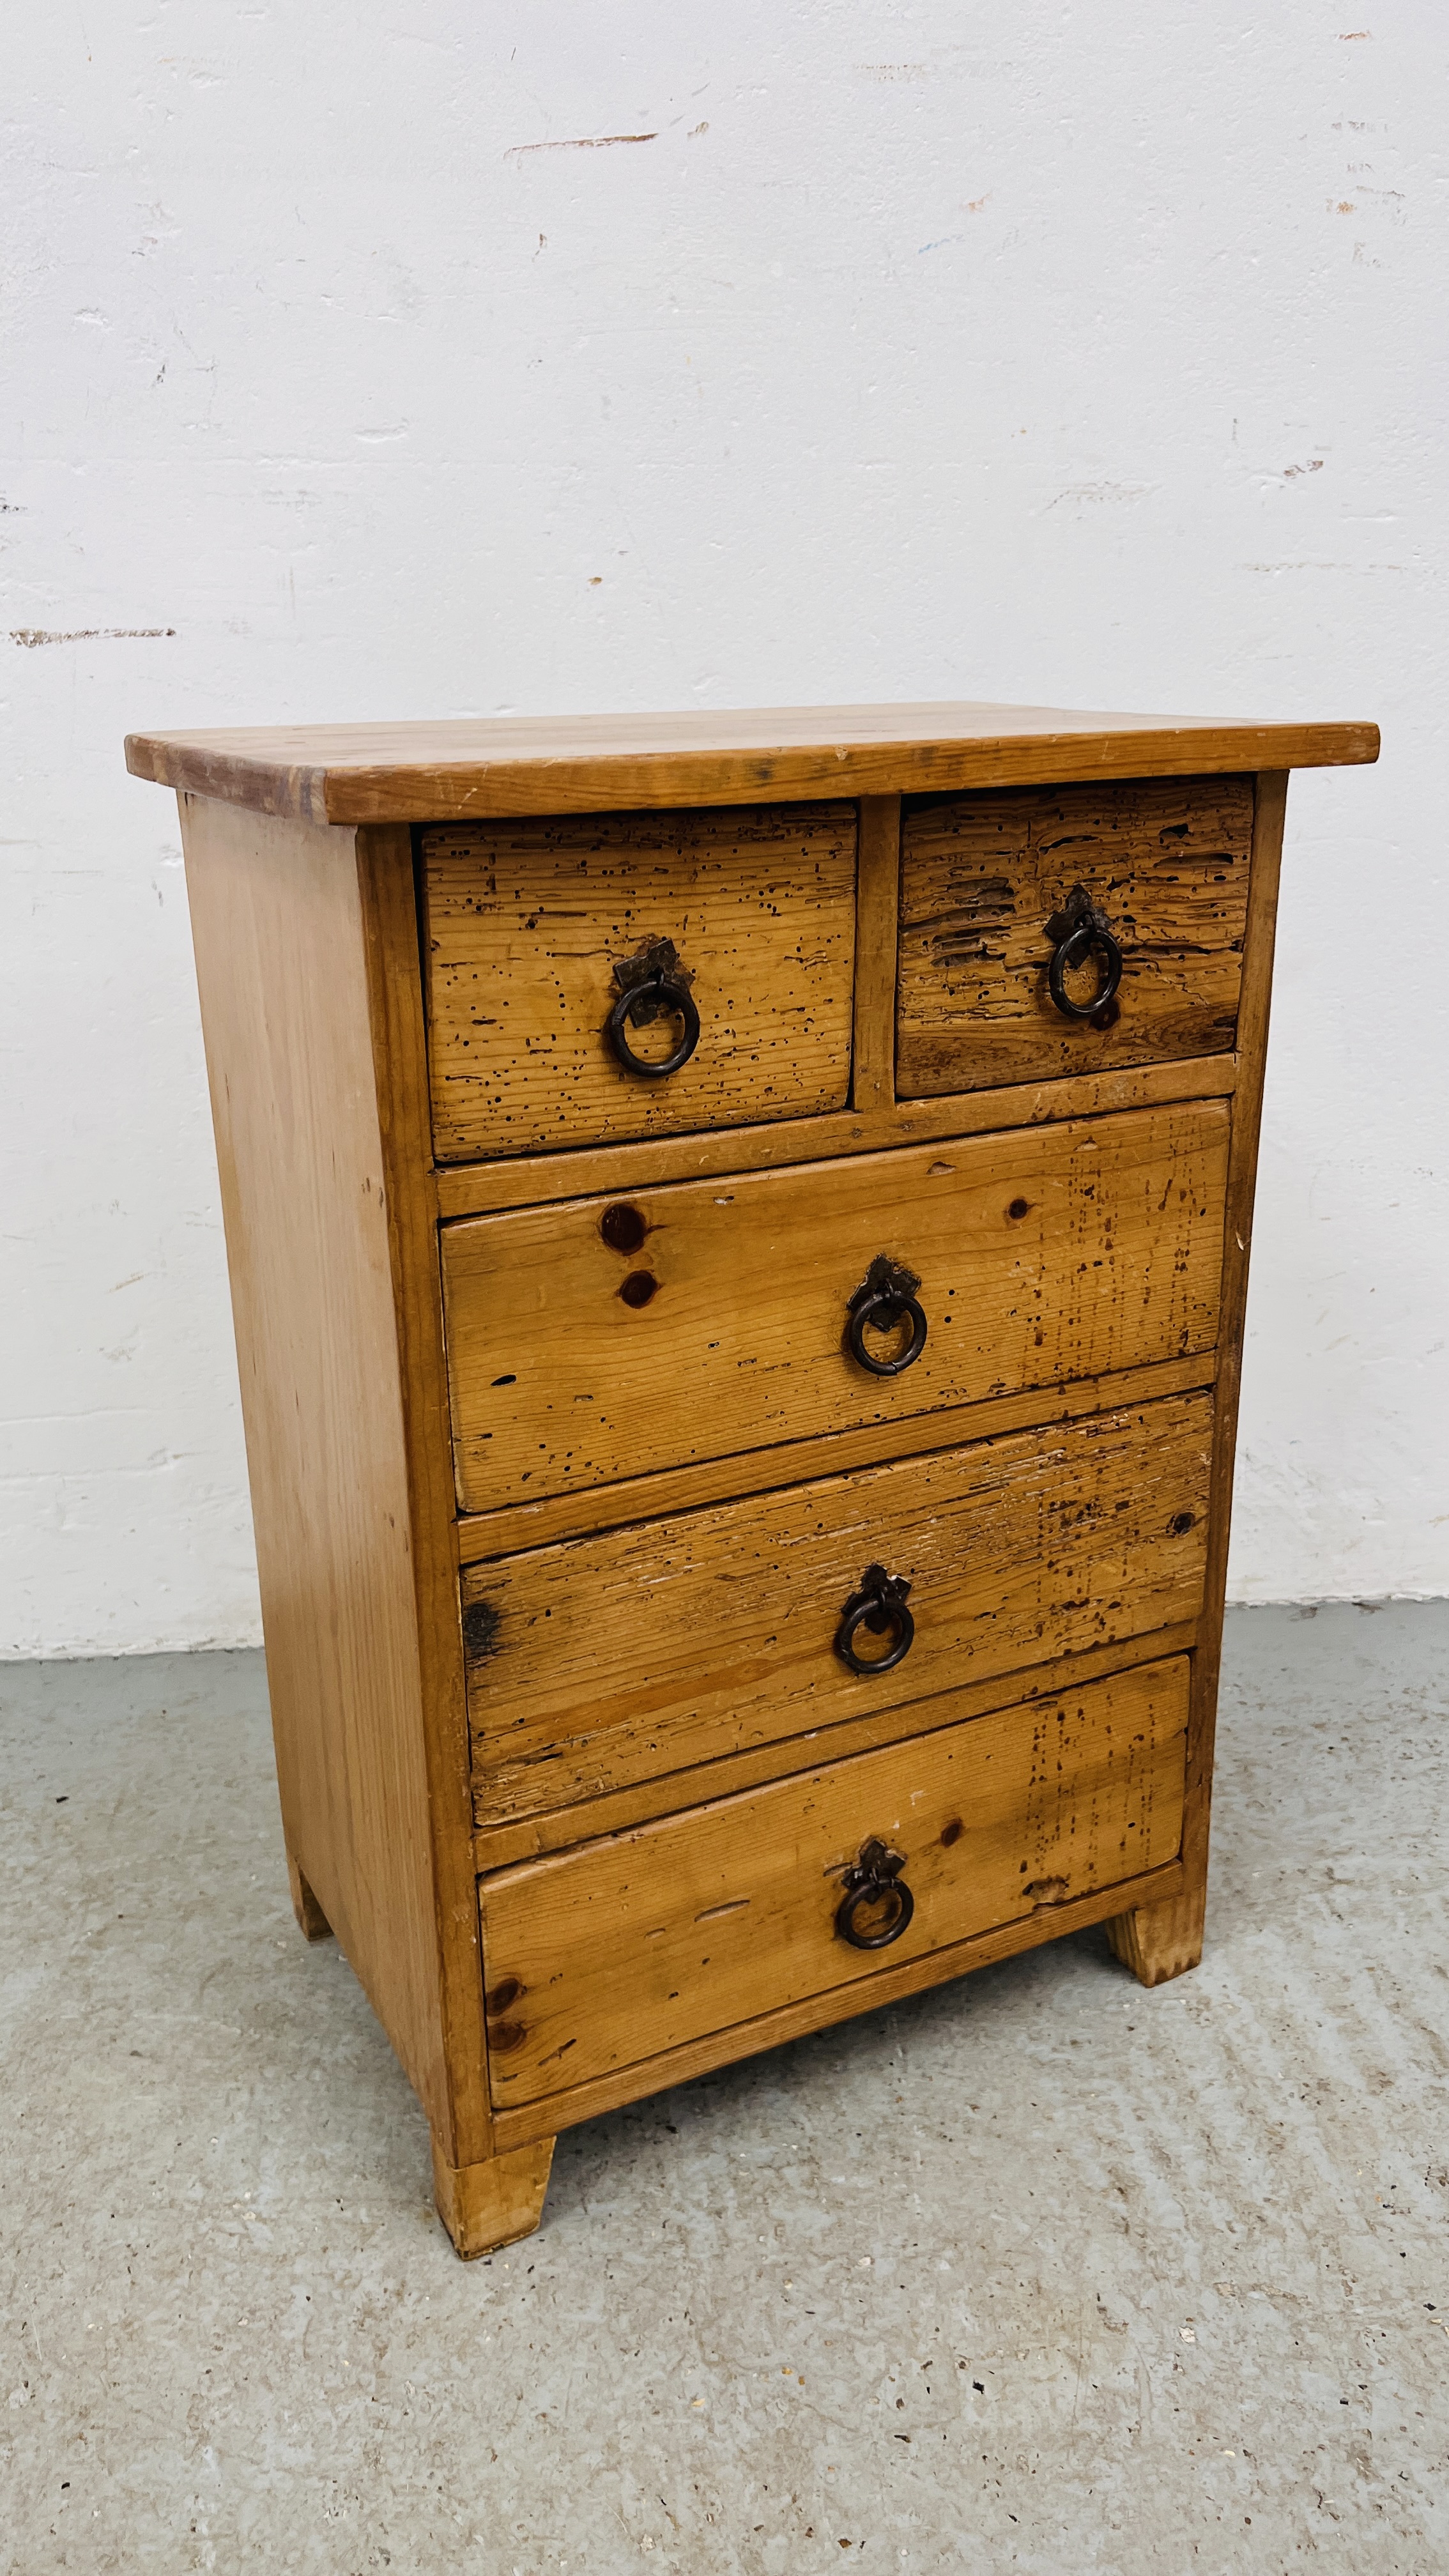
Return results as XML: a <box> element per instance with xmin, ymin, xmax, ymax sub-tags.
<box><xmin>4</xmin><ymin>4</ymin><xmax>1445</xmax><ymax>1653</ymax></box>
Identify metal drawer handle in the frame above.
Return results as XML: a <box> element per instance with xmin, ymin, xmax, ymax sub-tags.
<box><xmin>846</xmin><ymin>1256</ymin><xmax>928</xmax><ymax>1378</ymax></box>
<box><xmin>835</xmin><ymin>1563</ymin><xmax>915</xmax><ymax>1676</ymax></box>
<box><xmin>1045</xmin><ymin>884</ymin><xmax>1124</xmax><ymax>1022</ymax></box>
<box><xmin>836</xmin><ymin>1836</ymin><xmax>915</xmax><ymax>1949</ymax></box>
<box><xmin>606</xmin><ymin>937</ymin><xmax>701</xmax><ymax>1079</ymax></box>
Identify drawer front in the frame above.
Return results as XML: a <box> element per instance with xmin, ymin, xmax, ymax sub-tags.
<box><xmin>422</xmin><ymin>802</ymin><xmax>857</xmax><ymax>1162</ymax></box>
<box><xmin>479</xmin><ymin>1655</ymin><xmax>1190</xmax><ymax>2106</ymax></box>
<box><xmin>443</xmin><ymin>1101</ymin><xmax>1227</xmax><ymax>1515</ymax></box>
<box><xmin>463</xmin><ymin>1390</ymin><xmax>1211</xmax><ymax>1824</ymax></box>
<box><xmin>896</xmin><ymin>775</ymin><xmax>1254</xmax><ymax>1099</ymax></box>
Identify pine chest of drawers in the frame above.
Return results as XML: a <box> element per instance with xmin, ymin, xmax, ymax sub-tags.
<box><xmin>126</xmin><ymin>701</ymin><xmax>1376</xmax><ymax>2257</ymax></box>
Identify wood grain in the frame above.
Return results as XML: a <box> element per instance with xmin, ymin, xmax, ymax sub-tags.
<box><xmin>1104</xmin><ymin>1901</ymin><xmax>1203</xmax><ymax>1988</ymax></box>
<box><xmin>353</xmin><ymin>824</ymin><xmax>496</xmax><ymax>2167</ymax></box>
<box><xmin>432</xmin><ymin>2135</ymin><xmax>555</xmax><ymax>2259</ymax></box>
<box><xmin>1107</xmin><ymin>771</ymin><xmax>1291</xmax><ymax>1988</ymax></box>
<box><xmin>471</xmin><ymin>1623</ymin><xmax>1202</xmax><ymax>1869</ymax></box>
<box><xmin>178</xmin><ymin>797</ymin><xmax>456</xmax><ymax>2144</ymax></box>
<box><xmin>422</xmin><ymin>804</ymin><xmax>857</xmax><ymax>1162</ymax></box>
<box><xmin>433</xmin><ymin>1052</ymin><xmax>1239</xmax><ymax>1220</ymax></box>
<box><xmin>287</xmin><ymin>1851</ymin><xmax>332</xmax><ymax>1942</ymax></box>
<box><xmin>479</xmin><ymin>1657</ymin><xmax>1189</xmax><ymax>2107</ymax></box>
<box><xmin>463</xmin><ymin>1391</ymin><xmax>1213</xmax><ymax>1821</ymax></box>
<box><xmin>490</xmin><ymin>1857</ymin><xmax>1185</xmax><ymax>2147</ymax></box>
<box><xmin>456</xmin><ymin>1350</ymin><xmax>1218</xmax><ymax>1564</ymax></box>
<box><xmin>442</xmin><ymin>1103</ymin><xmax>1229</xmax><ymax>1514</ymax></box>
<box><xmin>125</xmin><ymin>702</ymin><xmax>1379</xmax><ymax>824</ymax></box>
<box><xmin>897</xmin><ymin>775</ymin><xmax>1254</xmax><ymax>1096</ymax></box>
<box><xmin>852</xmin><ymin>794</ymin><xmax>900</xmax><ymax>1110</ymax></box>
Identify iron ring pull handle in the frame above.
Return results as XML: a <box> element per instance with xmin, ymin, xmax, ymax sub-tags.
<box><xmin>606</xmin><ymin>971</ymin><xmax>702</xmax><ymax>1078</ymax></box>
<box><xmin>1045</xmin><ymin>884</ymin><xmax>1124</xmax><ymax>1022</ymax></box>
<box><xmin>846</xmin><ymin>1256</ymin><xmax>928</xmax><ymax>1379</ymax></box>
<box><xmin>834</xmin><ymin>1562</ymin><xmax>915</xmax><ymax>1678</ymax></box>
<box><xmin>847</xmin><ymin>1287</ymin><xmax>928</xmax><ymax>1377</ymax></box>
<box><xmin>836</xmin><ymin>1836</ymin><xmax>916</xmax><ymax>1950</ymax></box>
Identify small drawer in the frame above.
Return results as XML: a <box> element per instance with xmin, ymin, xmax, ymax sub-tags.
<box><xmin>422</xmin><ymin>802</ymin><xmax>857</xmax><ymax>1162</ymax></box>
<box><xmin>479</xmin><ymin>1655</ymin><xmax>1190</xmax><ymax>2107</ymax></box>
<box><xmin>441</xmin><ymin>1101</ymin><xmax>1227</xmax><ymax>1515</ymax></box>
<box><xmin>463</xmin><ymin>1389</ymin><xmax>1211</xmax><ymax>1825</ymax></box>
<box><xmin>896</xmin><ymin>774</ymin><xmax>1254</xmax><ymax>1098</ymax></box>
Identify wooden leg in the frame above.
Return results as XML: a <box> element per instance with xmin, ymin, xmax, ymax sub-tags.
<box><xmin>287</xmin><ymin>1850</ymin><xmax>334</xmax><ymax>1943</ymax></box>
<box><xmin>432</xmin><ymin>2135</ymin><xmax>555</xmax><ymax>2260</ymax></box>
<box><xmin>1106</xmin><ymin>1878</ymin><xmax>1206</xmax><ymax>1988</ymax></box>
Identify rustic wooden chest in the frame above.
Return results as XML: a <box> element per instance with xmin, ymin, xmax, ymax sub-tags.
<box><xmin>126</xmin><ymin>702</ymin><xmax>1376</xmax><ymax>2257</ymax></box>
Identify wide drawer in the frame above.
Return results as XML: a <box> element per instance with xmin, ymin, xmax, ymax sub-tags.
<box><xmin>479</xmin><ymin>1655</ymin><xmax>1190</xmax><ymax>2107</ymax></box>
<box><xmin>443</xmin><ymin>1100</ymin><xmax>1227</xmax><ymax>1515</ymax></box>
<box><xmin>422</xmin><ymin>802</ymin><xmax>857</xmax><ymax>1162</ymax></box>
<box><xmin>896</xmin><ymin>774</ymin><xmax>1254</xmax><ymax>1098</ymax></box>
<box><xmin>463</xmin><ymin>1389</ymin><xmax>1211</xmax><ymax>1824</ymax></box>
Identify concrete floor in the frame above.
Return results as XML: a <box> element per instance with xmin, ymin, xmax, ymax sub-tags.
<box><xmin>2</xmin><ymin>1606</ymin><xmax>1446</xmax><ymax>2575</ymax></box>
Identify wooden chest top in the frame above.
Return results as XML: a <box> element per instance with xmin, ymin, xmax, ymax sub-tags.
<box><xmin>124</xmin><ymin>700</ymin><xmax>1377</xmax><ymax>825</ymax></box>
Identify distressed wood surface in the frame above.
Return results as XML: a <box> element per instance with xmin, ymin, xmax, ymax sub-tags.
<box><xmin>478</xmin><ymin>1657</ymin><xmax>1189</xmax><ymax>2107</ymax></box>
<box><xmin>490</xmin><ymin>1857</ymin><xmax>1185</xmax><ymax>2148</ymax></box>
<box><xmin>851</xmin><ymin>793</ymin><xmax>901</xmax><ymax>1110</ymax></box>
<box><xmin>471</xmin><ymin>1622</ymin><xmax>1202</xmax><ymax>1871</ymax></box>
<box><xmin>125</xmin><ymin>702</ymin><xmax>1379</xmax><ymax>823</ymax></box>
<box><xmin>1108</xmin><ymin>770</ymin><xmax>1292</xmax><ymax>1990</ymax></box>
<box><xmin>898</xmin><ymin>775</ymin><xmax>1254</xmax><ymax>1097</ymax></box>
<box><xmin>354</xmin><ymin>823</ymin><xmax>498</xmax><ymax>2168</ymax></box>
<box><xmin>463</xmin><ymin>1390</ymin><xmax>1212</xmax><ymax>1823</ymax></box>
<box><xmin>433</xmin><ymin>1052</ymin><xmax>1239</xmax><ymax>1219</ymax></box>
<box><xmin>456</xmin><ymin>1350</ymin><xmax>1217</xmax><ymax>1565</ymax></box>
<box><xmin>442</xmin><ymin>1102</ymin><xmax>1228</xmax><ymax>1515</ymax></box>
<box><xmin>423</xmin><ymin>802</ymin><xmax>856</xmax><ymax>1162</ymax></box>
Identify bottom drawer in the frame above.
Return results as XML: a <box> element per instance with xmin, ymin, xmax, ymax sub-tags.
<box><xmin>479</xmin><ymin>1655</ymin><xmax>1188</xmax><ymax>2109</ymax></box>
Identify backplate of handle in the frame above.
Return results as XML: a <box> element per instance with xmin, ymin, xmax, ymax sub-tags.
<box><xmin>606</xmin><ymin>937</ymin><xmax>701</xmax><ymax>1078</ymax></box>
<box><xmin>835</xmin><ymin>1836</ymin><xmax>915</xmax><ymax>1949</ymax></box>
